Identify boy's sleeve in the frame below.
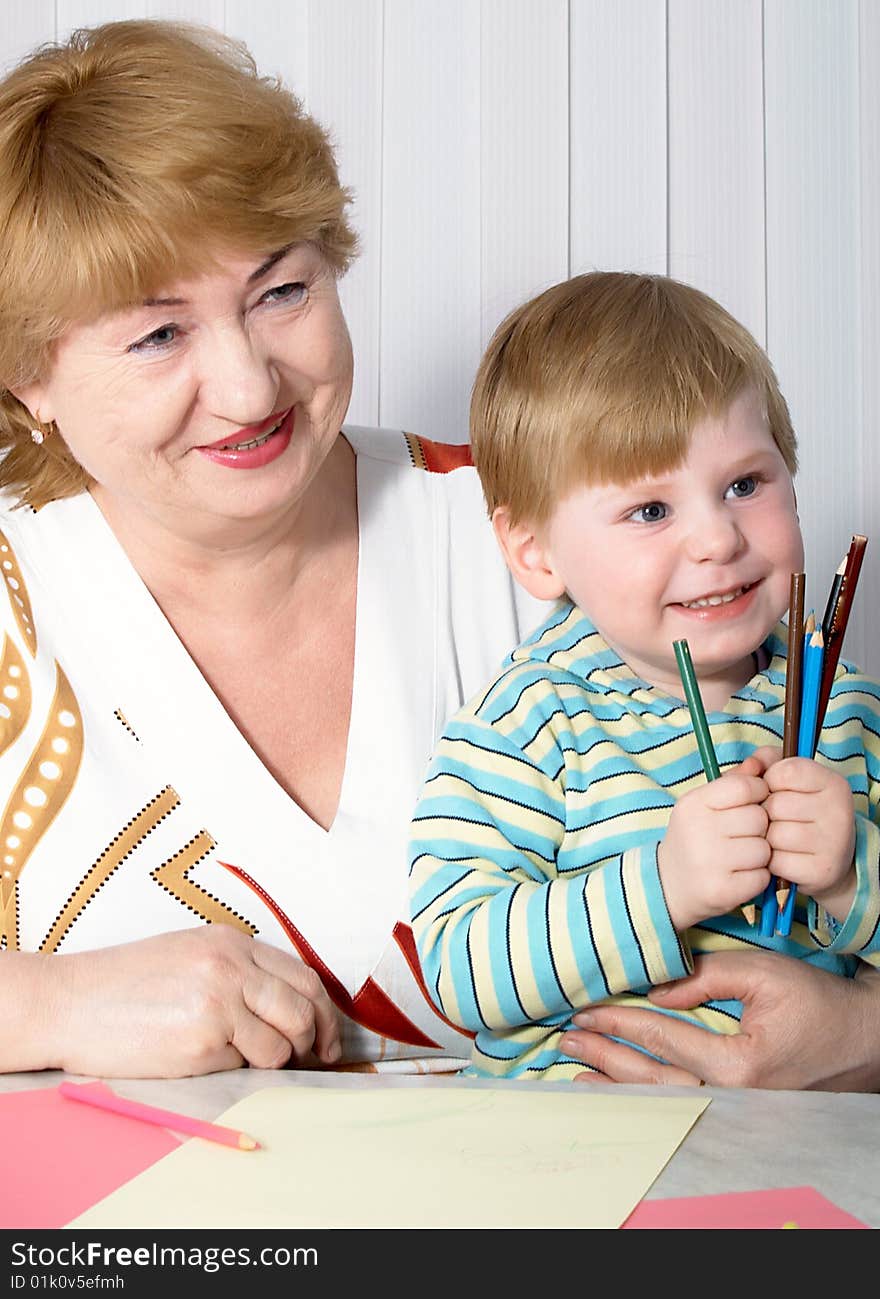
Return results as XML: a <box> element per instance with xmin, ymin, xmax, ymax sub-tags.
<box><xmin>808</xmin><ymin>678</ymin><xmax>880</xmax><ymax>961</ymax></box>
<box><xmin>408</xmin><ymin>708</ymin><xmax>690</xmax><ymax>1035</ymax></box>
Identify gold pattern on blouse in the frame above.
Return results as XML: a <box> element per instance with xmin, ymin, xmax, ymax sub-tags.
<box><xmin>0</xmin><ymin>662</ymin><xmax>82</xmax><ymax>950</ymax></box>
<box><xmin>41</xmin><ymin>785</ymin><xmax>180</xmax><ymax>954</ymax></box>
<box><xmin>152</xmin><ymin>829</ymin><xmax>256</xmax><ymax>933</ymax></box>
<box><xmin>0</xmin><ymin>633</ymin><xmax>31</xmax><ymax>758</ymax></box>
<box><xmin>403</xmin><ymin>432</ymin><xmax>427</xmax><ymax>472</ymax></box>
<box><xmin>0</xmin><ymin>530</ymin><xmax>37</xmax><ymax>657</ymax></box>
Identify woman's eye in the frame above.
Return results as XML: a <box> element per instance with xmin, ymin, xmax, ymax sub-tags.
<box><xmin>727</xmin><ymin>476</ymin><xmax>758</xmax><ymax>499</ymax></box>
<box><xmin>262</xmin><ymin>281</ymin><xmax>307</xmax><ymax>306</ymax></box>
<box><xmin>629</xmin><ymin>501</ymin><xmax>667</xmax><ymax>523</ymax></box>
<box><xmin>129</xmin><ymin>325</ymin><xmax>178</xmax><ymax>353</ymax></box>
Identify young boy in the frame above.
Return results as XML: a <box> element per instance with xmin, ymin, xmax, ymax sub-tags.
<box><xmin>408</xmin><ymin>271</ymin><xmax>880</xmax><ymax>1081</ymax></box>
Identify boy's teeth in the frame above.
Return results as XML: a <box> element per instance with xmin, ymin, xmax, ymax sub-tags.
<box><xmin>681</xmin><ymin>585</ymin><xmax>748</xmax><ymax>609</ymax></box>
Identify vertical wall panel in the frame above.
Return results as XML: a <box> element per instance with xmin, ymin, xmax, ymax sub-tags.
<box><xmin>480</xmin><ymin>0</ymin><xmax>569</xmax><ymax>352</ymax></box>
<box><xmin>859</xmin><ymin>0</ymin><xmax>880</xmax><ymax>675</ymax></box>
<box><xmin>226</xmin><ymin>1</ymin><xmax>309</xmax><ymax>101</ymax></box>
<box><xmin>668</xmin><ymin>0</ymin><xmax>765</xmax><ymax>344</ymax></box>
<box><xmin>570</xmin><ymin>0</ymin><xmax>667</xmax><ymax>274</ymax></box>
<box><xmin>306</xmin><ymin>1</ymin><xmax>384</xmax><ymax>428</ymax></box>
<box><xmin>380</xmin><ymin>0</ymin><xmax>481</xmax><ymax>443</ymax></box>
<box><xmin>58</xmin><ymin>0</ymin><xmax>225</xmax><ymax>30</ymax></box>
<box><xmin>765</xmin><ymin>0</ymin><xmax>864</xmax><ymax>664</ymax></box>
<box><xmin>0</xmin><ymin>2</ymin><xmax>54</xmax><ymax>74</ymax></box>
<box><xmin>56</xmin><ymin>2</ymin><xmax>155</xmax><ymax>31</ymax></box>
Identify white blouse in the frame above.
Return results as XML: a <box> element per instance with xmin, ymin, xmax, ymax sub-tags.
<box><xmin>0</xmin><ymin>427</ymin><xmax>545</xmax><ymax>1069</ymax></box>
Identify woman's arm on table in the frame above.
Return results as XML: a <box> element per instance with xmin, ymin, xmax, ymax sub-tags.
<box><xmin>0</xmin><ymin>926</ymin><xmax>341</xmax><ymax>1078</ymax></box>
<box><xmin>559</xmin><ymin>950</ymin><xmax>880</xmax><ymax>1091</ymax></box>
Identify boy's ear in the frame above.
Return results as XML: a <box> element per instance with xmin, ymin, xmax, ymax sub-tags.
<box><xmin>492</xmin><ymin>506</ymin><xmax>567</xmax><ymax>601</ymax></box>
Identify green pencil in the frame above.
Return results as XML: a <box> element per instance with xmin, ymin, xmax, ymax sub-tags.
<box><xmin>673</xmin><ymin>638</ymin><xmax>755</xmax><ymax>925</ymax></box>
<box><xmin>673</xmin><ymin>638</ymin><xmax>720</xmax><ymax>780</ymax></box>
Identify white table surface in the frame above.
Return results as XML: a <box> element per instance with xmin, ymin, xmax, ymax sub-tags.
<box><xmin>3</xmin><ymin>1069</ymin><xmax>877</xmax><ymax>1228</ymax></box>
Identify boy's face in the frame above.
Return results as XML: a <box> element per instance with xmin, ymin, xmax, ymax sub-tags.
<box><xmin>518</xmin><ymin>386</ymin><xmax>803</xmax><ymax>708</ymax></box>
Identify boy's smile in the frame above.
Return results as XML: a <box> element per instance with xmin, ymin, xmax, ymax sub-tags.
<box><xmin>506</xmin><ymin>386</ymin><xmax>804</xmax><ymax>712</ymax></box>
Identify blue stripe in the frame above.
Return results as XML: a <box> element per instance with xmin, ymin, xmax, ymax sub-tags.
<box><xmin>602</xmin><ymin>862</ymin><xmax>650</xmax><ymax>989</ymax></box>
<box><xmin>525</xmin><ymin>887</ymin><xmax>569</xmax><ymax>1010</ymax></box>
<box><xmin>486</xmin><ymin>887</ymin><xmax>527</xmax><ymax>1023</ymax></box>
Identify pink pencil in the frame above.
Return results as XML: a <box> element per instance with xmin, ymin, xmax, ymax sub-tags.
<box><xmin>59</xmin><ymin>1081</ymin><xmax>260</xmax><ymax>1151</ymax></box>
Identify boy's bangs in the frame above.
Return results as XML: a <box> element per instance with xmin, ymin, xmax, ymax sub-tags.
<box><xmin>552</xmin><ymin>371</ymin><xmax>739</xmax><ymax>493</ymax></box>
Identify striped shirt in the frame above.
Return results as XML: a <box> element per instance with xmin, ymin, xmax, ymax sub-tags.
<box><xmin>409</xmin><ymin>599</ymin><xmax>880</xmax><ymax>1080</ymax></box>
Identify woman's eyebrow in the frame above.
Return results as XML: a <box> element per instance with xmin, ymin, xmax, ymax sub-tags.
<box><xmin>247</xmin><ymin>243</ymin><xmax>296</xmax><ymax>283</ymax></box>
<box><xmin>140</xmin><ymin>244</ymin><xmax>297</xmax><ymax>308</ymax></box>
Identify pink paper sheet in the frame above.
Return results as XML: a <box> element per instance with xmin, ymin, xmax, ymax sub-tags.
<box><xmin>1</xmin><ymin>1082</ymin><xmax>180</xmax><ymax>1229</ymax></box>
<box><xmin>623</xmin><ymin>1185</ymin><xmax>869</xmax><ymax>1229</ymax></box>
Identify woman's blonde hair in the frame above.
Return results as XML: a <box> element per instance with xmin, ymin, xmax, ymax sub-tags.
<box><xmin>470</xmin><ymin>271</ymin><xmax>797</xmax><ymax>525</ymax></box>
<box><xmin>0</xmin><ymin>19</ymin><xmax>358</xmax><ymax>507</ymax></box>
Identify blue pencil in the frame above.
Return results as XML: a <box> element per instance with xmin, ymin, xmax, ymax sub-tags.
<box><xmin>776</xmin><ymin>624</ymin><xmax>825</xmax><ymax>937</ymax></box>
<box><xmin>760</xmin><ymin>612</ymin><xmax>812</xmax><ymax>935</ymax></box>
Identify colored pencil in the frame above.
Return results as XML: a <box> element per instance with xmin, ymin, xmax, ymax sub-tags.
<box><xmin>797</xmin><ymin>623</ymin><xmax>825</xmax><ymax>757</ymax></box>
<box><xmin>821</xmin><ymin>556</ymin><xmax>847</xmax><ymax>642</ymax></box>
<box><xmin>776</xmin><ymin>623</ymin><xmax>826</xmax><ymax>938</ymax></box>
<box><xmin>761</xmin><ymin>574</ymin><xmax>805</xmax><ymax>933</ymax></box>
<box><xmin>674</xmin><ymin>638</ymin><xmax>753</xmax><ymax>925</ymax></box>
<box><xmin>815</xmin><ymin>534</ymin><xmax>867</xmax><ymax>737</ymax></box>
<box><xmin>674</xmin><ymin>639</ymin><xmax>719</xmax><ymax>779</ymax></box>
<box><xmin>770</xmin><ymin>612</ymin><xmax>816</xmax><ymax>923</ymax></box>
<box><xmin>59</xmin><ymin>1081</ymin><xmax>260</xmax><ymax>1150</ymax></box>
<box><xmin>783</xmin><ymin>573</ymin><xmax>806</xmax><ymax>758</ymax></box>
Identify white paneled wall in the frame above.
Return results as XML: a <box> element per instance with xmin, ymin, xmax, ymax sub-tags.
<box><xmin>1</xmin><ymin>1</ymin><xmax>877</xmax><ymax>671</ymax></box>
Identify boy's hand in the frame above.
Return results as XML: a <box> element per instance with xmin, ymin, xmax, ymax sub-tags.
<box><xmin>762</xmin><ymin>755</ymin><xmax>857</xmax><ymax>923</ymax></box>
<box><xmin>658</xmin><ymin>761</ymin><xmax>772</xmax><ymax>931</ymax></box>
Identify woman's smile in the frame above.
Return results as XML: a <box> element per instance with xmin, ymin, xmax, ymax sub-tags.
<box><xmin>196</xmin><ymin>407</ymin><xmax>295</xmax><ymax>469</ymax></box>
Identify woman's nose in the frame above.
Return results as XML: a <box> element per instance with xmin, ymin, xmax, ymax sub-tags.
<box><xmin>197</xmin><ymin>326</ymin><xmax>280</xmax><ymax>425</ymax></box>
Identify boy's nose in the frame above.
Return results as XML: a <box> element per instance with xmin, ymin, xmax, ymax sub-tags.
<box><xmin>685</xmin><ymin>510</ymin><xmax>746</xmax><ymax>563</ymax></box>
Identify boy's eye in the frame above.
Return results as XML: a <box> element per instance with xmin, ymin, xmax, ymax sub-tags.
<box><xmin>727</xmin><ymin>476</ymin><xmax>758</xmax><ymax>499</ymax></box>
<box><xmin>629</xmin><ymin>501</ymin><xmax>667</xmax><ymax>523</ymax></box>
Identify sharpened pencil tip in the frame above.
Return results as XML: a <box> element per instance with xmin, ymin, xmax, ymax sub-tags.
<box><xmin>742</xmin><ymin>904</ymin><xmax>756</xmax><ymax>926</ymax></box>
<box><xmin>238</xmin><ymin>1134</ymin><xmax>260</xmax><ymax>1150</ymax></box>
<box><xmin>775</xmin><ymin>886</ymin><xmax>790</xmax><ymax>908</ymax></box>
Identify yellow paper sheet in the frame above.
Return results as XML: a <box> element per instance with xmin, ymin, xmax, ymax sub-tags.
<box><xmin>69</xmin><ymin>1083</ymin><xmax>708</xmax><ymax>1229</ymax></box>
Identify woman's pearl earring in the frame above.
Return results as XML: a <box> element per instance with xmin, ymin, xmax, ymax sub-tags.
<box><xmin>30</xmin><ymin>428</ymin><xmax>45</xmax><ymax>445</ymax></box>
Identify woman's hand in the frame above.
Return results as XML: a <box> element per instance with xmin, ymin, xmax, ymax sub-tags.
<box><xmin>560</xmin><ymin>950</ymin><xmax>880</xmax><ymax>1091</ymax></box>
<box><xmin>40</xmin><ymin>926</ymin><xmax>342</xmax><ymax>1078</ymax></box>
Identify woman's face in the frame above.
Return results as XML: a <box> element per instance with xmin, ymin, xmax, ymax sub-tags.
<box><xmin>17</xmin><ymin>242</ymin><xmax>354</xmax><ymax>537</ymax></box>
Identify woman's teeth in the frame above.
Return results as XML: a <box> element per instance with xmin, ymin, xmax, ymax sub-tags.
<box><xmin>219</xmin><ymin>417</ymin><xmax>284</xmax><ymax>452</ymax></box>
<box><xmin>680</xmin><ymin>585</ymin><xmax>749</xmax><ymax>609</ymax></box>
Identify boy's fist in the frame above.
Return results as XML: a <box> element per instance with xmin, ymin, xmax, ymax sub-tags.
<box><xmin>658</xmin><ymin>763</ymin><xmax>772</xmax><ymax>931</ymax></box>
<box><xmin>763</xmin><ymin>756</ymin><xmax>857</xmax><ymax>923</ymax></box>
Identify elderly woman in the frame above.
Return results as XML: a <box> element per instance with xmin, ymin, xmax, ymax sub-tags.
<box><xmin>0</xmin><ymin>18</ymin><xmax>877</xmax><ymax>1089</ymax></box>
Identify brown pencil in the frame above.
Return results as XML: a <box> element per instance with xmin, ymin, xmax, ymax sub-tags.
<box><xmin>773</xmin><ymin>573</ymin><xmax>806</xmax><ymax>914</ymax></box>
<box><xmin>815</xmin><ymin>535</ymin><xmax>867</xmax><ymax>735</ymax></box>
<box><xmin>783</xmin><ymin>572</ymin><xmax>805</xmax><ymax>758</ymax></box>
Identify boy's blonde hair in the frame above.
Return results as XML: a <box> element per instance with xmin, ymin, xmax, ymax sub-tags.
<box><xmin>0</xmin><ymin>19</ymin><xmax>358</xmax><ymax>508</ymax></box>
<box><xmin>470</xmin><ymin>271</ymin><xmax>797</xmax><ymax>525</ymax></box>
